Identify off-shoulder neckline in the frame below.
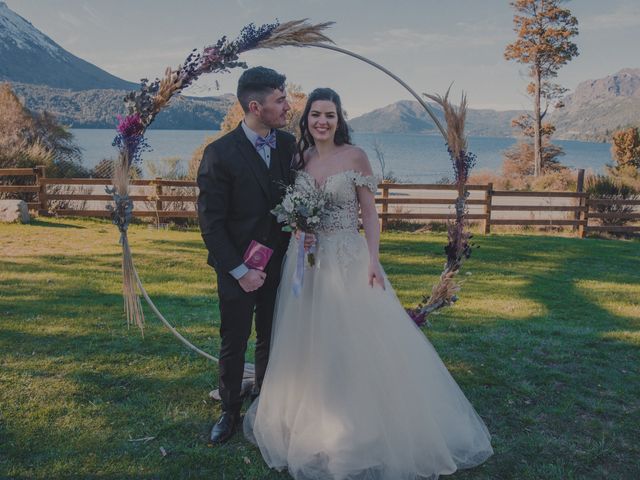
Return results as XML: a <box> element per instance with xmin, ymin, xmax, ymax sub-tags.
<box><xmin>298</xmin><ymin>169</ymin><xmax>375</xmax><ymax>190</ymax></box>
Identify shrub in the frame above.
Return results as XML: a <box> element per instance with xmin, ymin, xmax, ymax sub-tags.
<box><xmin>530</xmin><ymin>169</ymin><xmax>576</xmax><ymax>191</ymax></box>
<box><xmin>502</xmin><ymin>140</ymin><xmax>565</xmax><ymax>179</ymax></box>
<box><xmin>585</xmin><ymin>175</ymin><xmax>638</xmax><ymax>231</ymax></box>
<box><xmin>0</xmin><ymin>83</ymin><xmax>85</xmax><ymax>177</ymax></box>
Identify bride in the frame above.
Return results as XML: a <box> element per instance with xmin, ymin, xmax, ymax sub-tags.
<box><xmin>244</xmin><ymin>87</ymin><xmax>493</xmax><ymax>479</ymax></box>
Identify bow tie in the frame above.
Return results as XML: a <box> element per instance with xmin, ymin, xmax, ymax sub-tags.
<box><xmin>254</xmin><ymin>132</ymin><xmax>276</xmax><ymax>150</ymax></box>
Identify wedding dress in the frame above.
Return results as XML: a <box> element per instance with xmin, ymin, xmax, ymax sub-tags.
<box><xmin>244</xmin><ymin>170</ymin><xmax>493</xmax><ymax>480</ymax></box>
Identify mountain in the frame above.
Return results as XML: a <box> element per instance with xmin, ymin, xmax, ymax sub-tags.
<box><xmin>0</xmin><ymin>1</ymin><xmax>136</xmax><ymax>90</ymax></box>
<box><xmin>10</xmin><ymin>83</ymin><xmax>235</xmax><ymax>130</ymax></box>
<box><xmin>349</xmin><ymin>100</ymin><xmax>526</xmax><ymax>138</ymax></box>
<box><xmin>550</xmin><ymin>68</ymin><xmax>640</xmax><ymax>142</ymax></box>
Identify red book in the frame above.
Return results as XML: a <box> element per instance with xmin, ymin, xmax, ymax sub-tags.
<box><xmin>243</xmin><ymin>240</ymin><xmax>273</xmax><ymax>271</ymax></box>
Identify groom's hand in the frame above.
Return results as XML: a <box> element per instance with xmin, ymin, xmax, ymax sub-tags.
<box><xmin>238</xmin><ymin>269</ymin><xmax>266</xmax><ymax>292</ymax></box>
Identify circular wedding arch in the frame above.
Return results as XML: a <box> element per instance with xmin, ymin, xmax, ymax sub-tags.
<box><xmin>109</xmin><ymin>20</ymin><xmax>475</xmax><ymax>364</ymax></box>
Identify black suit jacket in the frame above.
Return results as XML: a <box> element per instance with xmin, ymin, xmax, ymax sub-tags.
<box><xmin>197</xmin><ymin>123</ymin><xmax>295</xmax><ymax>299</ymax></box>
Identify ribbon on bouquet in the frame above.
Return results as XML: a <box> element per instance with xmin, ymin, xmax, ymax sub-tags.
<box><xmin>292</xmin><ymin>232</ymin><xmax>306</xmax><ymax>297</ymax></box>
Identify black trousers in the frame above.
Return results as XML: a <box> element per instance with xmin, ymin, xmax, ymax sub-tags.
<box><xmin>216</xmin><ymin>254</ymin><xmax>284</xmax><ymax>415</ymax></box>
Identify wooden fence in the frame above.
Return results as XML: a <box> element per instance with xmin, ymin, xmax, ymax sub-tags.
<box><xmin>2</xmin><ymin>167</ymin><xmax>639</xmax><ymax>237</ymax></box>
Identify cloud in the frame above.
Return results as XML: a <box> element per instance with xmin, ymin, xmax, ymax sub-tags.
<box><xmin>81</xmin><ymin>3</ymin><xmax>101</xmax><ymax>23</ymax></box>
<box><xmin>58</xmin><ymin>12</ymin><xmax>83</xmax><ymax>28</ymax></box>
<box><xmin>234</xmin><ymin>0</ymin><xmax>261</xmax><ymax>15</ymax></box>
<box><xmin>581</xmin><ymin>6</ymin><xmax>640</xmax><ymax>31</ymax></box>
<box><xmin>58</xmin><ymin>4</ymin><xmax>106</xmax><ymax>37</ymax></box>
<box><xmin>341</xmin><ymin>25</ymin><xmax>506</xmax><ymax>54</ymax></box>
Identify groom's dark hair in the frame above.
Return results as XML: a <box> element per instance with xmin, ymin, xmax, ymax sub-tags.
<box><xmin>237</xmin><ymin>66</ymin><xmax>286</xmax><ymax>112</ymax></box>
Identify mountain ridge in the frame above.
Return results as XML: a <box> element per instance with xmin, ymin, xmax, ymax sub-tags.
<box><xmin>349</xmin><ymin>100</ymin><xmax>526</xmax><ymax>138</ymax></box>
<box><xmin>550</xmin><ymin>68</ymin><xmax>640</xmax><ymax>141</ymax></box>
<box><xmin>10</xmin><ymin>82</ymin><xmax>235</xmax><ymax>130</ymax></box>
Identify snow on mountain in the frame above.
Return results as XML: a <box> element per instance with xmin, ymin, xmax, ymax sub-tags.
<box><xmin>0</xmin><ymin>1</ymin><xmax>136</xmax><ymax>90</ymax></box>
<box><xmin>0</xmin><ymin>1</ymin><xmax>61</xmax><ymax>57</ymax></box>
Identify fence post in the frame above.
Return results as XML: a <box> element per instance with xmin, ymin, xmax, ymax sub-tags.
<box><xmin>484</xmin><ymin>182</ymin><xmax>493</xmax><ymax>234</ymax></box>
<box><xmin>155</xmin><ymin>177</ymin><xmax>163</xmax><ymax>215</ymax></box>
<box><xmin>579</xmin><ymin>196</ymin><xmax>589</xmax><ymax>238</ymax></box>
<box><xmin>380</xmin><ymin>183</ymin><xmax>389</xmax><ymax>232</ymax></box>
<box><xmin>574</xmin><ymin>169</ymin><xmax>585</xmax><ymax>236</ymax></box>
<box><xmin>34</xmin><ymin>165</ymin><xmax>47</xmax><ymax>214</ymax></box>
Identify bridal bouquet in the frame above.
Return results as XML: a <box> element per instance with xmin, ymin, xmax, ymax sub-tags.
<box><xmin>271</xmin><ymin>174</ymin><xmax>333</xmax><ymax>267</ymax></box>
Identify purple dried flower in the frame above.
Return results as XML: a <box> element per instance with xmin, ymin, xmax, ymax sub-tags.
<box><xmin>113</xmin><ymin>114</ymin><xmax>149</xmax><ymax>166</ymax></box>
<box><xmin>447</xmin><ymin>146</ymin><xmax>477</xmax><ymax>184</ymax></box>
<box><xmin>234</xmin><ymin>21</ymin><xmax>279</xmax><ymax>53</ymax></box>
<box><xmin>406</xmin><ymin>307</ymin><xmax>428</xmax><ymax>327</ymax></box>
<box><xmin>123</xmin><ymin>79</ymin><xmax>159</xmax><ymax>126</ymax></box>
<box><xmin>116</xmin><ymin>114</ymin><xmax>144</xmax><ymax>137</ymax></box>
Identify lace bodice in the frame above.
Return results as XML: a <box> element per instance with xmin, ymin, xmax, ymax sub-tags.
<box><xmin>296</xmin><ymin>169</ymin><xmax>378</xmax><ymax>233</ymax></box>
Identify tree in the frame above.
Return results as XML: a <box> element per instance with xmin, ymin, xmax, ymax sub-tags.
<box><xmin>610</xmin><ymin>127</ymin><xmax>640</xmax><ymax>171</ymax></box>
<box><xmin>504</xmin><ymin>0</ymin><xmax>579</xmax><ymax>177</ymax></box>
<box><xmin>283</xmin><ymin>83</ymin><xmax>307</xmax><ymax>137</ymax></box>
<box><xmin>30</xmin><ymin>110</ymin><xmax>82</xmax><ymax>165</ymax></box>
<box><xmin>0</xmin><ymin>82</ymin><xmax>33</xmax><ymax>151</ymax></box>
<box><xmin>219</xmin><ymin>101</ymin><xmax>244</xmax><ymax>134</ymax></box>
<box><xmin>606</xmin><ymin>126</ymin><xmax>640</xmax><ymax>190</ymax></box>
<box><xmin>187</xmin><ymin>133</ymin><xmax>219</xmax><ymax>180</ymax></box>
<box><xmin>371</xmin><ymin>138</ymin><xmax>397</xmax><ymax>182</ymax></box>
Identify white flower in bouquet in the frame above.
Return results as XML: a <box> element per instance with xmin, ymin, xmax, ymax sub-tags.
<box><xmin>271</xmin><ymin>174</ymin><xmax>335</xmax><ymax>265</ymax></box>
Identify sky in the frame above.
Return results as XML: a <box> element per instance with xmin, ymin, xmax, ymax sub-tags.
<box><xmin>5</xmin><ymin>0</ymin><xmax>640</xmax><ymax>116</ymax></box>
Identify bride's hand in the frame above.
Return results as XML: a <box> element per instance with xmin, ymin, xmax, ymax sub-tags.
<box><xmin>368</xmin><ymin>261</ymin><xmax>385</xmax><ymax>290</ymax></box>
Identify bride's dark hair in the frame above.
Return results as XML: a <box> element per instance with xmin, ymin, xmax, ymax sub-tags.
<box><xmin>294</xmin><ymin>88</ymin><xmax>351</xmax><ymax>170</ymax></box>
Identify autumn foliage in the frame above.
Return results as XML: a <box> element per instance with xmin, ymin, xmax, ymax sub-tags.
<box><xmin>0</xmin><ymin>83</ymin><xmax>84</xmax><ymax>177</ymax></box>
<box><xmin>606</xmin><ymin>127</ymin><xmax>640</xmax><ymax>190</ymax></box>
<box><xmin>611</xmin><ymin>127</ymin><xmax>640</xmax><ymax>170</ymax></box>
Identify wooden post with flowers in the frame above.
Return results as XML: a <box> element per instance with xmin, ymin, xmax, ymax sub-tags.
<box><xmin>405</xmin><ymin>89</ymin><xmax>477</xmax><ymax>327</ymax></box>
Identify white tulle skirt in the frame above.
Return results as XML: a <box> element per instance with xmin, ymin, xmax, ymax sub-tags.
<box><xmin>244</xmin><ymin>231</ymin><xmax>493</xmax><ymax>480</ymax></box>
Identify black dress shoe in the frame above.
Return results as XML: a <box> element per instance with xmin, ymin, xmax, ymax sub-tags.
<box><xmin>209</xmin><ymin>411</ymin><xmax>240</xmax><ymax>445</ymax></box>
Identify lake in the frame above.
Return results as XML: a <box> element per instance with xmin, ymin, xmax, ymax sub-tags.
<box><xmin>71</xmin><ymin>129</ymin><xmax>612</xmax><ymax>182</ymax></box>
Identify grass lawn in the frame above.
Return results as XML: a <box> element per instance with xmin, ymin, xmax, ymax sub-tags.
<box><xmin>1</xmin><ymin>217</ymin><xmax>639</xmax><ymax>479</ymax></box>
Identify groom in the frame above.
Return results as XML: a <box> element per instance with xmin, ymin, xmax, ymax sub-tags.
<box><xmin>197</xmin><ymin>66</ymin><xmax>296</xmax><ymax>445</ymax></box>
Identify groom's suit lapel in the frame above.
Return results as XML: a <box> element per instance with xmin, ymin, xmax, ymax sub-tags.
<box><xmin>232</xmin><ymin>124</ymin><xmax>271</xmax><ymax>200</ymax></box>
